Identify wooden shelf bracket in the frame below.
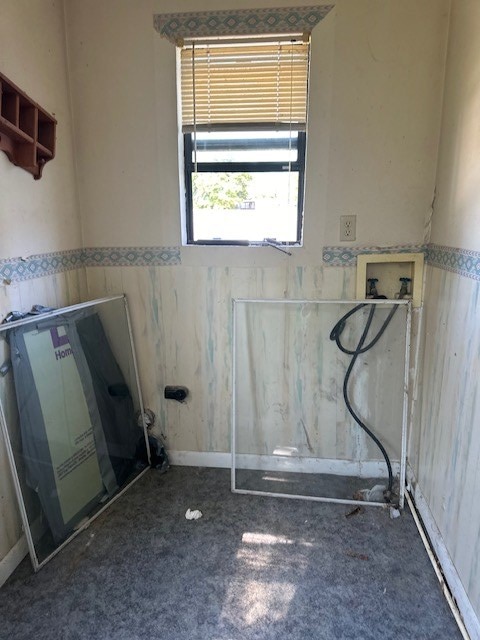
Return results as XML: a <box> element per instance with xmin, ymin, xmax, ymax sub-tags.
<box><xmin>0</xmin><ymin>71</ymin><xmax>56</xmax><ymax>180</ymax></box>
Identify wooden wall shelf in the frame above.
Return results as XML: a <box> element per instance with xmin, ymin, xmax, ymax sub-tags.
<box><xmin>0</xmin><ymin>71</ymin><xmax>56</xmax><ymax>180</ymax></box>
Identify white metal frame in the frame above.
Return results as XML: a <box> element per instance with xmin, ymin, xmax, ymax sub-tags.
<box><xmin>0</xmin><ymin>295</ymin><xmax>151</xmax><ymax>571</ymax></box>
<box><xmin>231</xmin><ymin>298</ymin><xmax>411</xmax><ymax>509</ymax></box>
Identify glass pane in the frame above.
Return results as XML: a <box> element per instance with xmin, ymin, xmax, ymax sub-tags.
<box><xmin>233</xmin><ymin>301</ymin><xmax>408</xmax><ymax>505</ymax></box>
<box><xmin>192</xmin><ymin>171</ymin><xmax>299</xmax><ymax>242</ymax></box>
<box><xmin>0</xmin><ymin>297</ymin><xmax>149</xmax><ymax>567</ymax></box>
<box><xmin>192</xmin><ymin>131</ymin><xmax>299</xmax><ymax>163</ymax></box>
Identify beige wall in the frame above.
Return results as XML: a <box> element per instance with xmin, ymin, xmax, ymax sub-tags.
<box><xmin>65</xmin><ymin>0</ymin><xmax>449</xmax><ymax>261</ymax></box>
<box><xmin>0</xmin><ymin>0</ymin><xmax>82</xmax><ymax>257</ymax></box>
<box><xmin>0</xmin><ymin>0</ymin><xmax>83</xmax><ymax>577</ymax></box>
<box><xmin>430</xmin><ymin>0</ymin><xmax>480</xmax><ymax>250</ymax></box>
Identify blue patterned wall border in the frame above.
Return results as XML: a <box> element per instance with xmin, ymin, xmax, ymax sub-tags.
<box><xmin>323</xmin><ymin>244</ymin><xmax>427</xmax><ymax>267</ymax></box>
<box><xmin>83</xmin><ymin>246</ymin><xmax>181</xmax><ymax>268</ymax></box>
<box><xmin>154</xmin><ymin>5</ymin><xmax>334</xmax><ymax>45</ymax></box>
<box><xmin>0</xmin><ymin>249</ymin><xmax>85</xmax><ymax>283</ymax></box>
<box><xmin>426</xmin><ymin>244</ymin><xmax>480</xmax><ymax>282</ymax></box>
<box><xmin>323</xmin><ymin>243</ymin><xmax>480</xmax><ymax>281</ymax></box>
<box><xmin>3</xmin><ymin>244</ymin><xmax>477</xmax><ymax>282</ymax></box>
<box><xmin>0</xmin><ymin>247</ymin><xmax>181</xmax><ymax>282</ymax></box>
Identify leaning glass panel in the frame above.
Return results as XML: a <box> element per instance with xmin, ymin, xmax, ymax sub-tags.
<box><xmin>233</xmin><ymin>300</ymin><xmax>409</xmax><ymax>508</ymax></box>
<box><xmin>0</xmin><ymin>296</ymin><xmax>150</xmax><ymax>568</ymax></box>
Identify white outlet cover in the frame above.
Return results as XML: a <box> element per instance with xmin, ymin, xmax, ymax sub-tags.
<box><xmin>340</xmin><ymin>215</ymin><xmax>356</xmax><ymax>241</ymax></box>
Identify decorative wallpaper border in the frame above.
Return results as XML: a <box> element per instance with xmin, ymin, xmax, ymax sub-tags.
<box><xmin>82</xmin><ymin>246</ymin><xmax>181</xmax><ymax>268</ymax></box>
<box><xmin>322</xmin><ymin>244</ymin><xmax>427</xmax><ymax>267</ymax></box>
<box><xmin>154</xmin><ymin>5</ymin><xmax>334</xmax><ymax>45</ymax></box>
<box><xmin>2</xmin><ymin>243</ymin><xmax>479</xmax><ymax>283</ymax></box>
<box><xmin>0</xmin><ymin>249</ymin><xmax>85</xmax><ymax>283</ymax></box>
<box><xmin>322</xmin><ymin>243</ymin><xmax>480</xmax><ymax>281</ymax></box>
<box><xmin>0</xmin><ymin>247</ymin><xmax>181</xmax><ymax>282</ymax></box>
<box><xmin>426</xmin><ymin>244</ymin><xmax>480</xmax><ymax>282</ymax></box>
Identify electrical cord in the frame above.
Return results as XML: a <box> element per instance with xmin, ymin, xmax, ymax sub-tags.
<box><xmin>329</xmin><ymin>303</ymin><xmax>398</xmax><ymax>501</ymax></box>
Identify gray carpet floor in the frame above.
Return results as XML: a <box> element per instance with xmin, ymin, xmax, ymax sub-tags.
<box><xmin>0</xmin><ymin>467</ymin><xmax>461</xmax><ymax>640</ymax></box>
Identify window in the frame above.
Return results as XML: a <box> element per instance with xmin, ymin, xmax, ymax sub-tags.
<box><xmin>180</xmin><ymin>37</ymin><xmax>310</xmax><ymax>246</ymax></box>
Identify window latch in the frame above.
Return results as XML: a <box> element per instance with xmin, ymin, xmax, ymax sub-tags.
<box><xmin>263</xmin><ymin>239</ymin><xmax>292</xmax><ymax>256</ymax></box>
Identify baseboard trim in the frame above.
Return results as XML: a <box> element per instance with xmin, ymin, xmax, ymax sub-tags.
<box><xmin>407</xmin><ymin>467</ymin><xmax>480</xmax><ymax>640</ymax></box>
<box><xmin>168</xmin><ymin>450</ymin><xmax>400</xmax><ymax>478</ymax></box>
<box><xmin>169</xmin><ymin>451</ymin><xmax>231</xmax><ymax>468</ymax></box>
<box><xmin>0</xmin><ymin>535</ymin><xmax>28</xmax><ymax>588</ymax></box>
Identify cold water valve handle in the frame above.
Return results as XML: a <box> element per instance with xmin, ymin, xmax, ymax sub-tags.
<box><xmin>398</xmin><ymin>277</ymin><xmax>412</xmax><ymax>299</ymax></box>
<box><xmin>367</xmin><ymin>278</ymin><xmax>379</xmax><ymax>298</ymax></box>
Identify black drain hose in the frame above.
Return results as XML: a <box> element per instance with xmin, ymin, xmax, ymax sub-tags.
<box><xmin>329</xmin><ymin>303</ymin><xmax>398</xmax><ymax>500</ymax></box>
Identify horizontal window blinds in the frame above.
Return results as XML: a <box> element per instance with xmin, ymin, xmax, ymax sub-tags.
<box><xmin>181</xmin><ymin>39</ymin><xmax>309</xmax><ymax>131</ymax></box>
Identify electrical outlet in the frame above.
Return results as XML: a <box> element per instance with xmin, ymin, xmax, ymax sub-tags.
<box><xmin>340</xmin><ymin>215</ymin><xmax>356</xmax><ymax>241</ymax></box>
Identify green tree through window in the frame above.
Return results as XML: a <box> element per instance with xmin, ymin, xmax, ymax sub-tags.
<box><xmin>192</xmin><ymin>172</ymin><xmax>252</xmax><ymax>210</ymax></box>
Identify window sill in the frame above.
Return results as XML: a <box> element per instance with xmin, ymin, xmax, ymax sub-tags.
<box><xmin>184</xmin><ymin>240</ymin><xmax>302</xmax><ymax>249</ymax></box>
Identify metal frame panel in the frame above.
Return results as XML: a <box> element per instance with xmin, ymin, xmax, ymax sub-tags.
<box><xmin>231</xmin><ymin>298</ymin><xmax>411</xmax><ymax>509</ymax></box>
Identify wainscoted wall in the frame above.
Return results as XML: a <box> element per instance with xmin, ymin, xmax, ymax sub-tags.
<box><xmin>81</xmin><ymin>242</ymin><xmax>416</xmax><ymax>460</ymax></box>
<box><xmin>0</xmin><ymin>246</ymin><xmax>411</xmax><ymax>467</ymax></box>
<box><xmin>410</xmin><ymin>259</ymin><xmax>480</xmax><ymax>628</ymax></box>
<box><xmin>0</xmin><ymin>241</ymin><xmax>428</xmax><ymax>465</ymax></box>
<box><xmin>85</xmin><ymin>262</ymin><xmax>356</xmax><ymax>454</ymax></box>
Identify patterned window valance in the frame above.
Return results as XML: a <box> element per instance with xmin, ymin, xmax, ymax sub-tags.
<box><xmin>153</xmin><ymin>5</ymin><xmax>334</xmax><ymax>45</ymax></box>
